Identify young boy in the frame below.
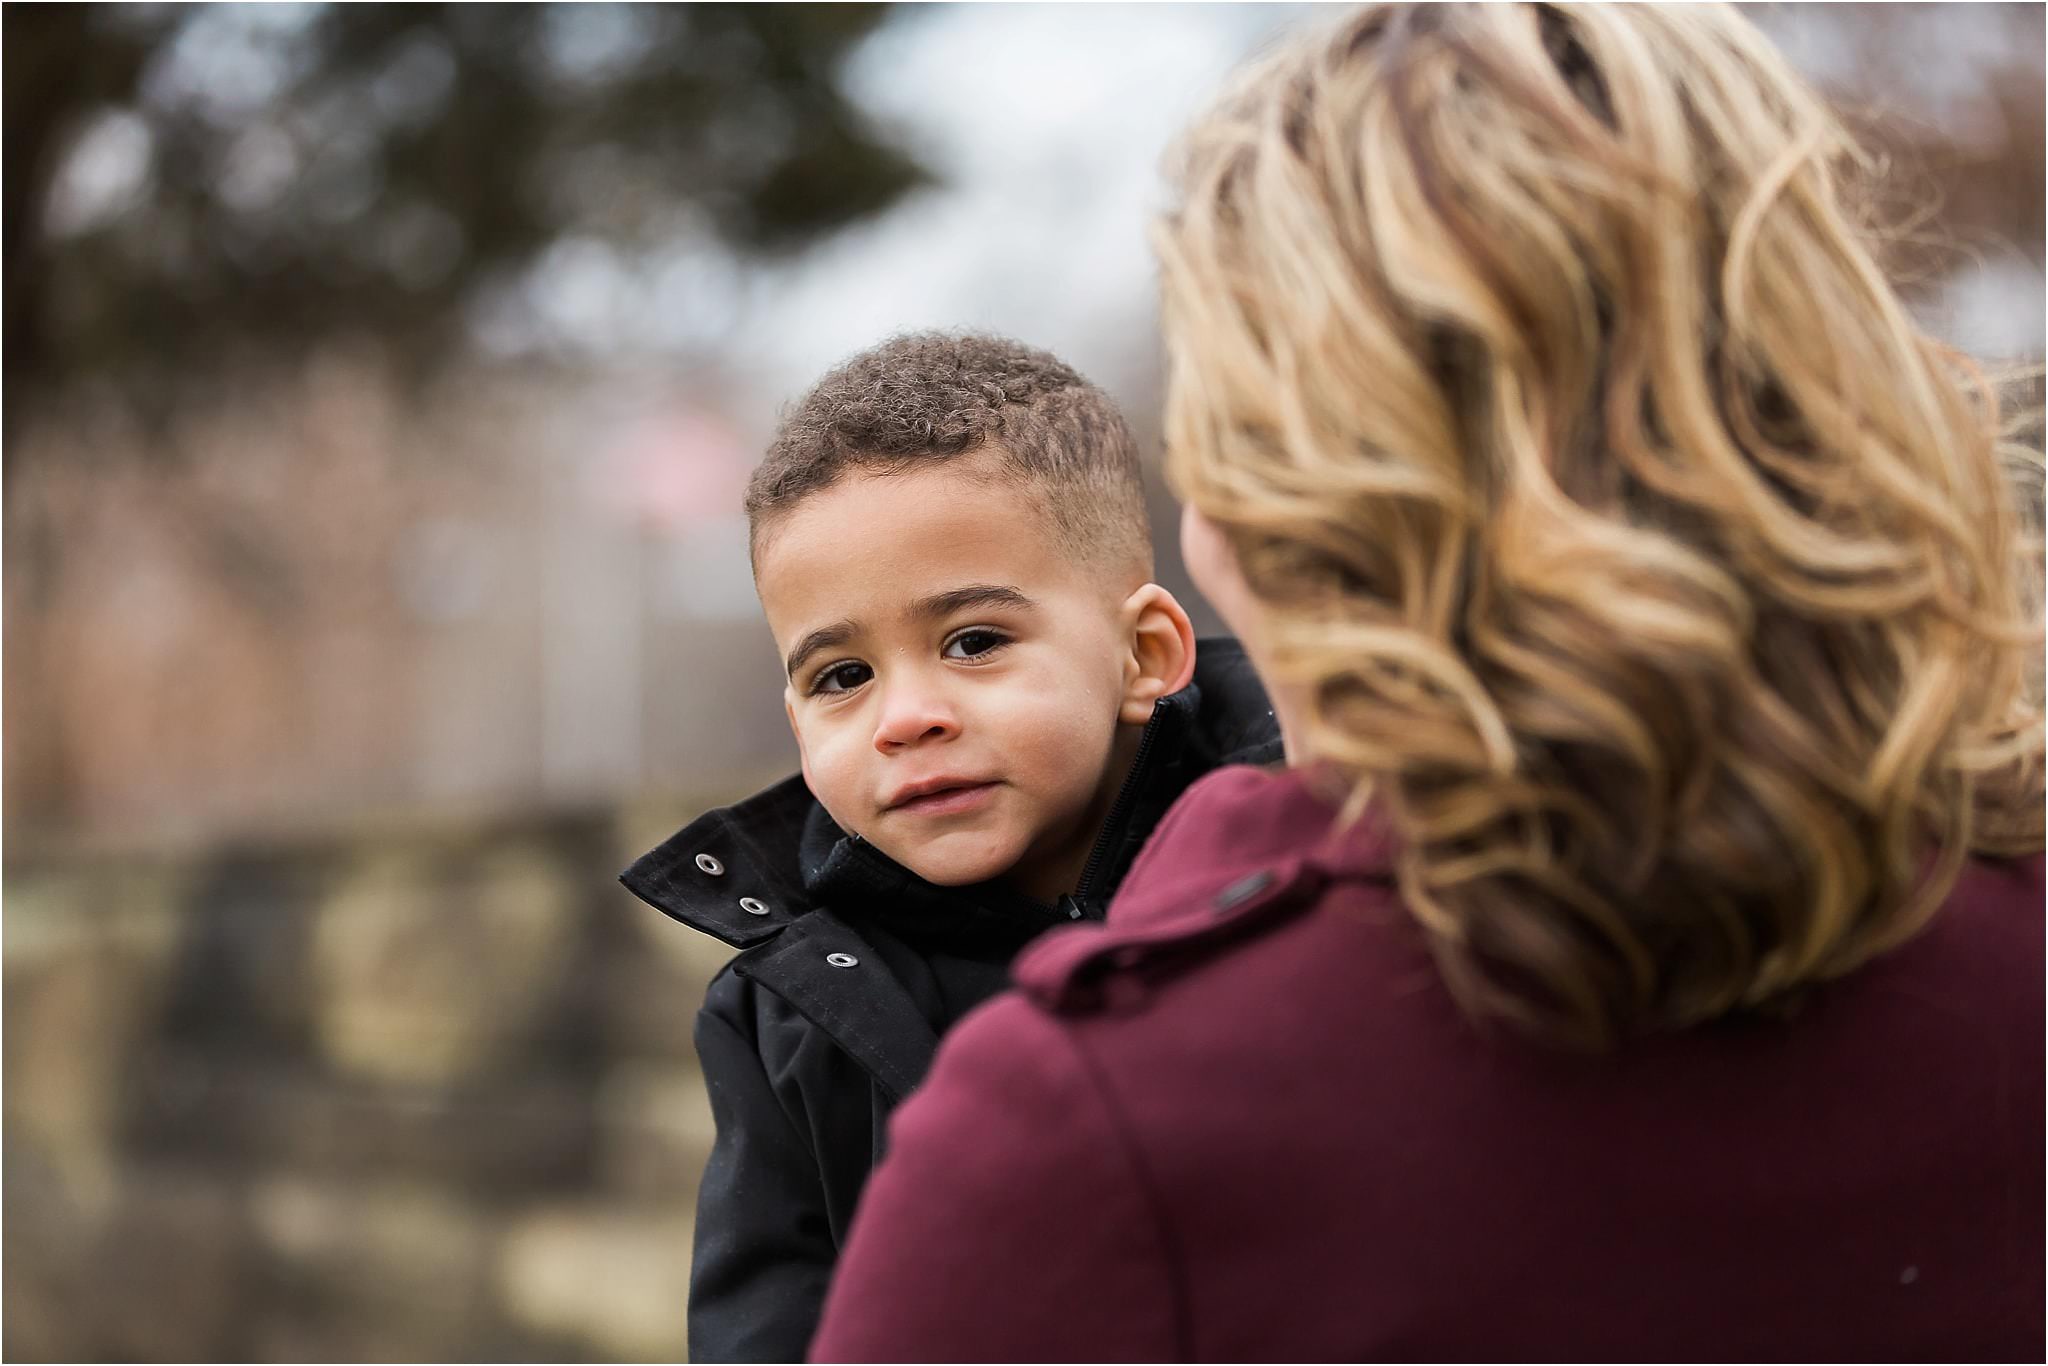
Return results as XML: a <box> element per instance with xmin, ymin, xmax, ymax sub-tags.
<box><xmin>620</xmin><ymin>332</ymin><xmax>1280</xmax><ymax>1361</ymax></box>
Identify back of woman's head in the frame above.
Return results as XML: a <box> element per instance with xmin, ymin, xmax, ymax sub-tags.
<box><xmin>1156</xmin><ymin>2</ymin><xmax>2044</xmax><ymax>1049</ymax></box>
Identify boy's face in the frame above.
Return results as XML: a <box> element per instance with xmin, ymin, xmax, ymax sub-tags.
<box><xmin>756</xmin><ymin>455</ymin><xmax>1145</xmax><ymax>901</ymax></box>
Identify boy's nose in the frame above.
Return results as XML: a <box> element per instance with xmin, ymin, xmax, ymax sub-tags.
<box><xmin>872</xmin><ymin>680</ymin><xmax>959</xmax><ymax>753</ymax></box>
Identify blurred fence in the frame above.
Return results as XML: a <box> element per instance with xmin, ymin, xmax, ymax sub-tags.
<box><xmin>7</xmin><ymin>793</ymin><xmax>732</xmax><ymax>1361</ymax></box>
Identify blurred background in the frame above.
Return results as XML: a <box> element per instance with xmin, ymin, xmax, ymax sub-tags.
<box><xmin>4</xmin><ymin>3</ymin><xmax>2041</xmax><ymax>1360</ymax></box>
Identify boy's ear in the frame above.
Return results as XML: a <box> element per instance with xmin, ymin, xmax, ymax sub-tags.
<box><xmin>1118</xmin><ymin>584</ymin><xmax>1197</xmax><ymax>725</ymax></box>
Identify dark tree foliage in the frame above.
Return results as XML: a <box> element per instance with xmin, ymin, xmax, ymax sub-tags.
<box><xmin>3</xmin><ymin>3</ymin><xmax>927</xmax><ymax>434</ymax></box>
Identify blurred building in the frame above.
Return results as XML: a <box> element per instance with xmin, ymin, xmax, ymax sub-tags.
<box><xmin>6</xmin><ymin>355</ymin><xmax>792</xmax><ymax>851</ymax></box>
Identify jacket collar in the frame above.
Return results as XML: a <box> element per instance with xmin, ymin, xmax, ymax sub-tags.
<box><xmin>620</xmin><ymin>771</ymin><xmax>818</xmax><ymax>950</ymax></box>
<box><xmin>730</xmin><ymin>906</ymin><xmax>938</xmax><ymax>1101</ymax></box>
<box><xmin>619</xmin><ymin>637</ymin><xmax>1282</xmax><ymax>953</ymax></box>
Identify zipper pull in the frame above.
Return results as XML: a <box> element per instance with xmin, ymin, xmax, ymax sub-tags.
<box><xmin>1055</xmin><ymin>893</ymin><xmax>1096</xmax><ymax>922</ymax></box>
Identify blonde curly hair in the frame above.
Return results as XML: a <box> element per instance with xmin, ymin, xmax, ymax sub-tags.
<box><xmin>1155</xmin><ymin>2</ymin><xmax>2045</xmax><ymax>1049</ymax></box>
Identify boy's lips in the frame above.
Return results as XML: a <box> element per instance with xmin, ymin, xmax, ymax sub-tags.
<box><xmin>884</xmin><ymin>778</ymin><xmax>1000</xmax><ymax>816</ymax></box>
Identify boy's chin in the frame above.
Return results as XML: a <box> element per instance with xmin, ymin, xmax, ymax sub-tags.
<box><xmin>889</xmin><ymin>837</ymin><xmax>1023</xmax><ymax>890</ymax></box>
<box><xmin>903</xmin><ymin>857</ymin><xmax>1016</xmax><ymax>889</ymax></box>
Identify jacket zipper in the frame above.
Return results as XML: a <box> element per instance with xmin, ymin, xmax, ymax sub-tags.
<box><xmin>1070</xmin><ymin>715</ymin><xmax>1164</xmax><ymax>910</ymax></box>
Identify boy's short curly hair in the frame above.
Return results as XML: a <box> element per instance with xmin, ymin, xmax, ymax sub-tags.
<box><xmin>747</xmin><ymin>331</ymin><xmax>1152</xmax><ymax>578</ymax></box>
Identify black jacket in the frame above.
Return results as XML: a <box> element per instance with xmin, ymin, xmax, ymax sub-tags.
<box><xmin>620</xmin><ymin>639</ymin><xmax>1280</xmax><ymax>1363</ymax></box>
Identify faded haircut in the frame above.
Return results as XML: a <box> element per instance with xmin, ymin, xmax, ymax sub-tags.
<box><xmin>746</xmin><ymin>331</ymin><xmax>1152</xmax><ymax>578</ymax></box>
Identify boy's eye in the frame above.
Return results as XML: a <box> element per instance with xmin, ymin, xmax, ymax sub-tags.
<box><xmin>811</xmin><ymin>661</ymin><xmax>872</xmax><ymax>695</ymax></box>
<box><xmin>943</xmin><ymin>629</ymin><xmax>1009</xmax><ymax>660</ymax></box>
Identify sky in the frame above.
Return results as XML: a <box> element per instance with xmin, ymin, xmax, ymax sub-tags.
<box><xmin>726</xmin><ymin>1</ymin><xmax>2045</xmax><ymax>405</ymax></box>
<box><xmin>729</xmin><ymin>3</ymin><xmax>1321</xmax><ymax>403</ymax></box>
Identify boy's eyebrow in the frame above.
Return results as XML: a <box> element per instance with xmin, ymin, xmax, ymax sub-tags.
<box><xmin>786</xmin><ymin>620</ymin><xmax>859</xmax><ymax>681</ymax></box>
<box><xmin>908</xmin><ymin>583</ymin><xmax>1038</xmax><ymax>621</ymax></box>
<box><xmin>783</xmin><ymin>585</ymin><xmax>1039</xmax><ymax>681</ymax></box>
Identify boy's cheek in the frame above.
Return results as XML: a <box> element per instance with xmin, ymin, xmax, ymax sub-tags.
<box><xmin>793</xmin><ymin>732</ymin><xmax>866</xmax><ymax>826</ymax></box>
<box><xmin>784</xmin><ymin>697</ymin><xmax>819</xmax><ymax>795</ymax></box>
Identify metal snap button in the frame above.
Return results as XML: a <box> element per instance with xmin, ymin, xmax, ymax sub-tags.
<box><xmin>739</xmin><ymin>897</ymin><xmax>769</xmax><ymax>916</ymax></box>
<box><xmin>695</xmin><ymin>853</ymin><xmax>725</xmax><ymax>876</ymax></box>
<box><xmin>825</xmin><ymin>952</ymin><xmax>859</xmax><ymax>968</ymax></box>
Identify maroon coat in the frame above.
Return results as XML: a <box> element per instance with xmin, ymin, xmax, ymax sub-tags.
<box><xmin>811</xmin><ymin>765</ymin><xmax>2045</xmax><ymax>1362</ymax></box>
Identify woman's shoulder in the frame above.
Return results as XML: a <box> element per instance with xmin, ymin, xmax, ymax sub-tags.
<box><xmin>1114</xmin><ymin>762</ymin><xmax>1374</xmax><ymax>920</ymax></box>
<box><xmin>1009</xmin><ymin>764</ymin><xmax>1408</xmax><ymax>1028</ymax></box>
<box><xmin>1876</xmin><ymin>851</ymin><xmax>2044</xmax><ymax>1002</ymax></box>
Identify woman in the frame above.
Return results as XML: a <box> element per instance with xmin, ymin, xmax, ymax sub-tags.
<box><xmin>811</xmin><ymin>4</ymin><xmax>2045</xmax><ymax>1359</ymax></box>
